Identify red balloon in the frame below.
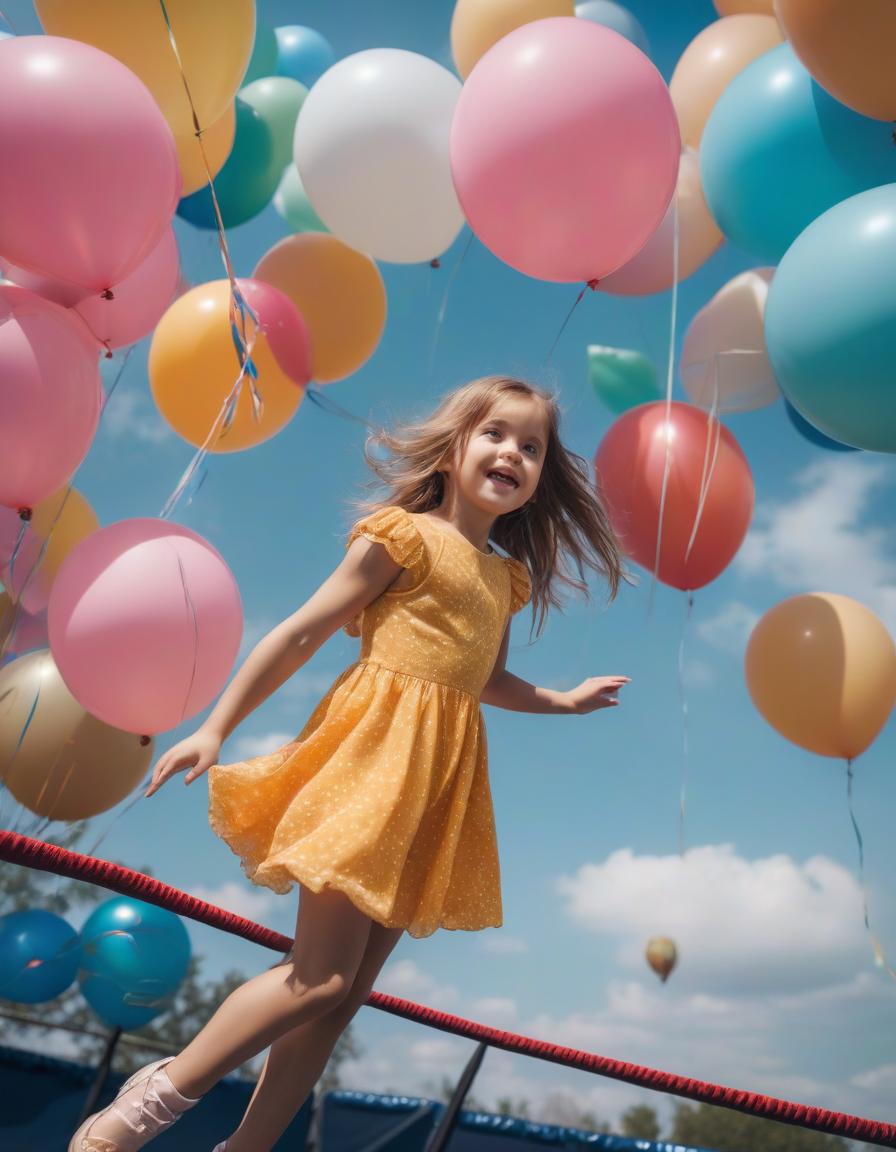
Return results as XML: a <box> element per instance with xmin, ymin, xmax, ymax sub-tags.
<box><xmin>594</xmin><ymin>401</ymin><xmax>753</xmax><ymax>590</ymax></box>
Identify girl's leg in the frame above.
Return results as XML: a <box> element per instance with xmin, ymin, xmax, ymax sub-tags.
<box><xmin>224</xmin><ymin>923</ymin><xmax>404</xmax><ymax>1152</ymax></box>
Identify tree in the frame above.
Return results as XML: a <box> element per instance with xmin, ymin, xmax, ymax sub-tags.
<box><xmin>620</xmin><ymin>1104</ymin><xmax>660</xmax><ymax>1141</ymax></box>
<box><xmin>670</xmin><ymin>1102</ymin><xmax>850</xmax><ymax>1152</ymax></box>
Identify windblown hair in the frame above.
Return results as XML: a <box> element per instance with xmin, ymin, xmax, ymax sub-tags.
<box><xmin>351</xmin><ymin>376</ymin><xmax>627</xmax><ymax>638</ymax></box>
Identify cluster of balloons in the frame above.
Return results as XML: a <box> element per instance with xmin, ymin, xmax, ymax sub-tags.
<box><xmin>0</xmin><ymin>898</ymin><xmax>190</xmax><ymax>1030</ymax></box>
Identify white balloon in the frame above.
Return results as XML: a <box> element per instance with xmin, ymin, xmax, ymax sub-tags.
<box><xmin>294</xmin><ymin>48</ymin><xmax>465</xmax><ymax>264</ymax></box>
<box><xmin>680</xmin><ymin>267</ymin><xmax>780</xmax><ymax>412</ymax></box>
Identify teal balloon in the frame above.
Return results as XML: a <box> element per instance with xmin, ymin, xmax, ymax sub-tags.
<box><xmin>274</xmin><ymin>165</ymin><xmax>327</xmax><ymax>234</ymax></box>
<box><xmin>588</xmin><ymin>345</ymin><xmax>660</xmax><ymax>414</ymax></box>
<box><xmin>575</xmin><ymin>1</ymin><xmax>650</xmax><ymax>57</ymax></box>
<box><xmin>0</xmin><ymin>910</ymin><xmax>81</xmax><ymax>1004</ymax></box>
<box><xmin>78</xmin><ymin>897</ymin><xmax>191</xmax><ymax>1030</ymax></box>
<box><xmin>765</xmin><ymin>184</ymin><xmax>896</xmax><ymax>454</ymax></box>
<box><xmin>784</xmin><ymin>400</ymin><xmax>857</xmax><ymax>453</ymax></box>
<box><xmin>177</xmin><ymin>97</ymin><xmax>280</xmax><ymax>230</ymax></box>
<box><xmin>701</xmin><ymin>44</ymin><xmax>895</xmax><ymax>262</ymax></box>
<box><xmin>243</xmin><ymin>24</ymin><xmax>278</xmax><ymax>85</ymax></box>
<box><xmin>275</xmin><ymin>25</ymin><xmax>335</xmax><ymax>88</ymax></box>
<box><xmin>240</xmin><ymin>76</ymin><xmax>308</xmax><ymax>173</ymax></box>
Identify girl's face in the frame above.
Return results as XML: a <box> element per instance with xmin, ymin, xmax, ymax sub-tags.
<box><xmin>449</xmin><ymin>395</ymin><xmax>549</xmax><ymax>517</ymax></box>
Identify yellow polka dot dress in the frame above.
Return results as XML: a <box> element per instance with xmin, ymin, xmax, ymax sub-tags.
<box><xmin>207</xmin><ymin>506</ymin><xmax>532</xmax><ymax>938</ymax></box>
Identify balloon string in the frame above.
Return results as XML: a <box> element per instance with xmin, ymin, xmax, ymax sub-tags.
<box><xmin>2</xmin><ymin>655</ymin><xmax>46</xmax><ymax>834</ymax></box>
<box><xmin>428</xmin><ymin>230</ymin><xmax>475</xmax><ymax>382</ymax></box>
<box><xmin>845</xmin><ymin>760</ymin><xmax>896</xmax><ymax>979</ymax></box>
<box><xmin>173</xmin><ymin>546</ymin><xmax>201</xmax><ymax>727</ymax></box>
<box><xmin>676</xmin><ymin>592</ymin><xmax>694</xmax><ymax>856</ymax></box>
<box><xmin>684</xmin><ymin>366</ymin><xmax>721</xmax><ymax>565</ymax></box>
<box><xmin>0</xmin><ymin>7</ymin><xmax>19</xmax><ymax>32</ymax></box>
<box><xmin>305</xmin><ymin>385</ymin><xmax>376</xmax><ymax>432</ymax></box>
<box><xmin>546</xmin><ymin>280</ymin><xmax>600</xmax><ymax>367</ymax></box>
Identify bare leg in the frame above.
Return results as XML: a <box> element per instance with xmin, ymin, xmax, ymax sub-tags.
<box><xmin>224</xmin><ymin>923</ymin><xmax>404</xmax><ymax>1152</ymax></box>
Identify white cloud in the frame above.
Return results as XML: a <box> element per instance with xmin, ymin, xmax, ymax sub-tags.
<box><xmin>851</xmin><ymin>1062</ymin><xmax>896</xmax><ymax>1092</ymax></box>
<box><xmin>469</xmin><ymin>997</ymin><xmax>518</xmax><ymax>1023</ymax></box>
<box><xmin>377</xmin><ymin>958</ymin><xmax>461</xmax><ymax>1010</ymax></box>
<box><xmin>228</xmin><ymin>730</ymin><xmax>296</xmax><ymax>760</ymax></box>
<box><xmin>696</xmin><ymin>600</ymin><xmax>759</xmax><ymax>656</ymax></box>
<box><xmin>190</xmin><ymin>879</ymin><xmax>276</xmax><ymax>922</ymax></box>
<box><xmin>480</xmin><ymin>934</ymin><xmax>529</xmax><ymax>955</ymax></box>
<box><xmin>100</xmin><ymin>381</ymin><xmax>174</xmax><ymax>445</ymax></box>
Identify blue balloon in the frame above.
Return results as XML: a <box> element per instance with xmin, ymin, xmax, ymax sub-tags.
<box><xmin>701</xmin><ymin>44</ymin><xmax>895</xmax><ymax>263</ymax></box>
<box><xmin>575</xmin><ymin>1</ymin><xmax>650</xmax><ymax>56</ymax></box>
<box><xmin>783</xmin><ymin>400</ymin><xmax>857</xmax><ymax>453</ymax></box>
<box><xmin>766</xmin><ymin>185</ymin><xmax>896</xmax><ymax>454</ymax></box>
<box><xmin>78</xmin><ymin>897</ymin><xmax>191</xmax><ymax>1030</ymax></box>
<box><xmin>0</xmin><ymin>909</ymin><xmax>81</xmax><ymax>1004</ymax></box>
<box><xmin>275</xmin><ymin>25</ymin><xmax>335</xmax><ymax>88</ymax></box>
<box><xmin>243</xmin><ymin>24</ymin><xmax>279</xmax><ymax>86</ymax></box>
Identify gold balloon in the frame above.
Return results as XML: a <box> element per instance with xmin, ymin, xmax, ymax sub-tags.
<box><xmin>254</xmin><ymin>235</ymin><xmax>387</xmax><ymax>384</ymax></box>
<box><xmin>5</xmin><ymin>486</ymin><xmax>99</xmax><ymax>611</ymax></box>
<box><xmin>646</xmin><ymin>936</ymin><xmax>678</xmax><ymax>983</ymax></box>
<box><xmin>34</xmin><ymin>0</ymin><xmax>254</xmax><ymax>142</ymax></box>
<box><xmin>775</xmin><ymin>0</ymin><xmax>896</xmax><ymax>122</ymax></box>
<box><xmin>670</xmin><ymin>15</ymin><xmax>783</xmax><ymax>148</ymax></box>
<box><xmin>148</xmin><ymin>280</ymin><xmax>305</xmax><ymax>452</ymax></box>
<box><xmin>745</xmin><ymin>594</ymin><xmax>896</xmax><ymax>760</ymax></box>
<box><xmin>713</xmin><ymin>0</ymin><xmax>775</xmax><ymax>13</ymax></box>
<box><xmin>451</xmin><ymin>0</ymin><xmax>575</xmax><ymax>80</ymax></box>
<box><xmin>0</xmin><ymin>650</ymin><xmax>154</xmax><ymax>821</ymax></box>
<box><xmin>175</xmin><ymin>102</ymin><xmax>236</xmax><ymax>198</ymax></box>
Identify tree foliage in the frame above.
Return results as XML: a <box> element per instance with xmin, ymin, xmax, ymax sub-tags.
<box><xmin>670</xmin><ymin>1102</ymin><xmax>851</xmax><ymax>1152</ymax></box>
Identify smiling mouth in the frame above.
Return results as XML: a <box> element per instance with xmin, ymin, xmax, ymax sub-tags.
<box><xmin>487</xmin><ymin>470</ymin><xmax>519</xmax><ymax>489</ymax></box>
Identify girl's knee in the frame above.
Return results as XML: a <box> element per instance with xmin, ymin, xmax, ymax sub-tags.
<box><xmin>283</xmin><ymin>968</ymin><xmax>353</xmax><ymax>1018</ymax></box>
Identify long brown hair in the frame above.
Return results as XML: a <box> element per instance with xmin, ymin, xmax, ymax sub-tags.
<box><xmin>351</xmin><ymin>376</ymin><xmax>627</xmax><ymax>637</ymax></box>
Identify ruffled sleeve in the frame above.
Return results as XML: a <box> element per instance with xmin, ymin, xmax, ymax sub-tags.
<box><xmin>505</xmin><ymin>557</ymin><xmax>532</xmax><ymax>616</ymax></box>
<box><xmin>343</xmin><ymin>506</ymin><xmax>428</xmax><ymax>637</ymax></box>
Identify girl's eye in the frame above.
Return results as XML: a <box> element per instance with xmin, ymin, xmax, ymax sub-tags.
<box><xmin>484</xmin><ymin>428</ymin><xmax>500</xmax><ymax>438</ymax></box>
<box><xmin>524</xmin><ymin>444</ymin><xmax>538</xmax><ymax>456</ymax></box>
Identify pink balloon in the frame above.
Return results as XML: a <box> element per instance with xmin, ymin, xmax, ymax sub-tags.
<box><xmin>450</xmin><ymin>17</ymin><xmax>680</xmax><ymax>283</ymax></box>
<box><xmin>1</xmin><ymin>603</ymin><xmax>49</xmax><ymax>657</ymax></box>
<box><xmin>0</xmin><ymin>258</ymin><xmax>88</xmax><ymax>308</ymax></box>
<box><xmin>0</xmin><ymin>286</ymin><xmax>102</xmax><ymax>510</ymax></box>
<box><xmin>48</xmin><ymin>519</ymin><xmax>243</xmax><ymax>735</ymax></box>
<box><xmin>238</xmin><ymin>278</ymin><xmax>313</xmax><ymax>387</ymax></box>
<box><xmin>0</xmin><ymin>36</ymin><xmax>180</xmax><ymax>292</ymax></box>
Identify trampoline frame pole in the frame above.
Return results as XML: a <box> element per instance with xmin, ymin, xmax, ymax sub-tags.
<box><xmin>425</xmin><ymin>1041</ymin><xmax>489</xmax><ymax>1152</ymax></box>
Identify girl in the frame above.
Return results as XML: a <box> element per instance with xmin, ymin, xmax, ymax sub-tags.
<box><xmin>71</xmin><ymin>376</ymin><xmax>630</xmax><ymax>1152</ymax></box>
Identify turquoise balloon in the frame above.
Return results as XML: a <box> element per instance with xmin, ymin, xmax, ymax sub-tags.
<box><xmin>784</xmin><ymin>400</ymin><xmax>857</xmax><ymax>453</ymax></box>
<box><xmin>0</xmin><ymin>910</ymin><xmax>81</xmax><ymax>1004</ymax></box>
<box><xmin>701</xmin><ymin>44</ymin><xmax>895</xmax><ymax>263</ymax></box>
<box><xmin>766</xmin><ymin>184</ymin><xmax>896</xmax><ymax>454</ymax></box>
<box><xmin>275</xmin><ymin>26</ymin><xmax>335</xmax><ymax>88</ymax></box>
<box><xmin>273</xmin><ymin>165</ymin><xmax>327</xmax><ymax>234</ymax></box>
<box><xmin>243</xmin><ymin>24</ymin><xmax>278</xmax><ymax>86</ymax></box>
<box><xmin>177</xmin><ymin>97</ymin><xmax>280</xmax><ymax>230</ymax></box>
<box><xmin>78</xmin><ymin>897</ymin><xmax>191</xmax><ymax>1030</ymax></box>
<box><xmin>587</xmin><ymin>345</ymin><xmax>660</xmax><ymax>415</ymax></box>
<box><xmin>575</xmin><ymin>1</ymin><xmax>650</xmax><ymax>57</ymax></box>
<box><xmin>240</xmin><ymin>76</ymin><xmax>308</xmax><ymax>173</ymax></box>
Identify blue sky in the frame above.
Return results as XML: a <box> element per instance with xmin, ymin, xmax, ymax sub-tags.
<box><xmin>5</xmin><ymin>0</ymin><xmax>896</xmax><ymax>1135</ymax></box>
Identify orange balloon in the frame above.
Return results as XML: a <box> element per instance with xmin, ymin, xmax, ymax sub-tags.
<box><xmin>646</xmin><ymin>936</ymin><xmax>678</xmax><ymax>983</ymax></box>
<box><xmin>670</xmin><ymin>15</ymin><xmax>783</xmax><ymax>148</ymax></box>
<box><xmin>254</xmin><ymin>234</ymin><xmax>387</xmax><ymax>384</ymax></box>
<box><xmin>775</xmin><ymin>0</ymin><xmax>896</xmax><ymax>121</ymax></box>
<box><xmin>713</xmin><ymin>0</ymin><xmax>775</xmax><ymax>13</ymax></box>
<box><xmin>745</xmin><ymin>594</ymin><xmax>896</xmax><ymax>760</ymax></box>
<box><xmin>594</xmin><ymin>401</ymin><xmax>754</xmax><ymax>591</ymax></box>
<box><xmin>451</xmin><ymin>0</ymin><xmax>575</xmax><ymax>80</ymax></box>
<box><xmin>176</xmin><ymin>102</ymin><xmax>236</xmax><ymax>197</ymax></box>
<box><xmin>148</xmin><ymin>279</ymin><xmax>308</xmax><ymax>452</ymax></box>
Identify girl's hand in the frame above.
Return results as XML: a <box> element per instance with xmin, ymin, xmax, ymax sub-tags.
<box><xmin>564</xmin><ymin>675</ymin><xmax>630</xmax><ymax>715</ymax></box>
<box><xmin>146</xmin><ymin>729</ymin><xmax>222</xmax><ymax>797</ymax></box>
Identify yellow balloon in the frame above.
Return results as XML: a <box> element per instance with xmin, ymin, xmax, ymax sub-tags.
<box><xmin>451</xmin><ymin>0</ymin><xmax>574</xmax><ymax>80</ymax></box>
<box><xmin>745</xmin><ymin>593</ymin><xmax>896</xmax><ymax>760</ymax></box>
<box><xmin>5</xmin><ymin>486</ymin><xmax>99</xmax><ymax>613</ymax></box>
<box><xmin>254</xmin><ymin>235</ymin><xmax>387</xmax><ymax>384</ymax></box>
<box><xmin>176</xmin><ymin>102</ymin><xmax>236</xmax><ymax>198</ymax></box>
<box><xmin>149</xmin><ymin>280</ymin><xmax>306</xmax><ymax>452</ymax></box>
<box><xmin>34</xmin><ymin>0</ymin><xmax>254</xmax><ymax>142</ymax></box>
<box><xmin>0</xmin><ymin>650</ymin><xmax>154</xmax><ymax>821</ymax></box>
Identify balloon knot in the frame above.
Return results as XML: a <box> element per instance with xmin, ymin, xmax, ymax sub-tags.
<box><xmin>139</xmin><ymin>735</ymin><xmax>151</xmax><ymax>746</ymax></box>
<box><xmin>101</xmin><ymin>288</ymin><xmax>115</xmax><ymax>301</ymax></box>
<box><xmin>104</xmin><ymin>347</ymin><xmax>114</xmax><ymax>360</ymax></box>
<box><xmin>17</xmin><ymin>507</ymin><xmax>32</xmax><ymax>522</ymax></box>
<box><xmin>586</xmin><ymin>278</ymin><xmax>600</xmax><ymax>291</ymax></box>
<box><xmin>430</xmin><ymin>258</ymin><xmax>441</xmax><ymax>269</ymax></box>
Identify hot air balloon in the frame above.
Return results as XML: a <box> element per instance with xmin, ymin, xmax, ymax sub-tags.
<box><xmin>645</xmin><ymin>936</ymin><xmax>678</xmax><ymax>983</ymax></box>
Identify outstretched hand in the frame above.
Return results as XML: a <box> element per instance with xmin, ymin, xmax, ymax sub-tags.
<box><xmin>146</xmin><ymin>729</ymin><xmax>222</xmax><ymax>797</ymax></box>
<box><xmin>564</xmin><ymin>675</ymin><xmax>630</xmax><ymax>715</ymax></box>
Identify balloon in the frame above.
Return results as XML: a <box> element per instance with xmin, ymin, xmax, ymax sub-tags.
<box><xmin>775</xmin><ymin>0</ymin><xmax>896</xmax><ymax>122</ymax></box>
<box><xmin>0</xmin><ymin>594</ymin><xmax>48</xmax><ymax>658</ymax></box>
<box><xmin>783</xmin><ymin>400</ymin><xmax>857</xmax><ymax>453</ymax></box>
<box><xmin>645</xmin><ymin>936</ymin><xmax>678</xmax><ymax>983</ymax></box>
<box><xmin>48</xmin><ymin>519</ymin><xmax>243</xmax><ymax>734</ymax></box>
<box><xmin>594</xmin><ymin>402</ymin><xmax>754</xmax><ymax>590</ymax></box>
<box><xmin>0</xmin><ymin>650</ymin><xmax>153</xmax><ymax>820</ymax></box>
<box><xmin>175</xmin><ymin>102</ymin><xmax>236</xmax><ymax>198</ymax></box>
<box><xmin>713</xmin><ymin>0</ymin><xmax>774</xmax><ymax>11</ymax></box>
<box><xmin>764</xmin><ymin>184</ymin><xmax>896</xmax><ymax>454</ymax></box>
<box><xmin>295</xmin><ymin>50</ymin><xmax>464</xmax><ymax>264</ymax></box>
<box><xmin>587</xmin><ymin>347</ymin><xmax>660</xmax><ymax>414</ymax></box>
<box><xmin>0</xmin><ymin>36</ymin><xmax>180</xmax><ymax>291</ymax></box>
<box><xmin>0</xmin><ymin>910</ymin><xmax>81</xmax><ymax>1004</ymax></box>
<box><xmin>149</xmin><ymin>278</ymin><xmax>311</xmax><ymax>452</ymax></box>
<box><xmin>275</xmin><ymin>25</ymin><xmax>335</xmax><ymax>88</ymax></box>
<box><xmin>241</xmin><ymin>76</ymin><xmax>308</xmax><ymax>173</ymax></box>
<box><xmin>274</xmin><ymin>166</ymin><xmax>328</xmax><ymax>234</ymax></box>
<box><xmin>0</xmin><ymin>287</ymin><xmax>102</xmax><ymax>511</ymax></box>
<box><xmin>669</xmin><ymin>15</ymin><xmax>782</xmax><ymax>149</ymax></box>
<box><xmin>451</xmin><ymin>0</ymin><xmax>574</xmax><ymax>80</ymax></box>
<box><xmin>745</xmin><ymin>594</ymin><xmax>896</xmax><ymax>759</ymax></box>
<box><xmin>700</xmin><ymin>44</ymin><xmax>895</xmax><ymax>263</ymax></box>
<box><xmin>254</xmin><ymin>234</ymin><xmax>386</xmax><ymax>383</ymax></box>
<box><xmin>599</xmin><ymin>149</ymin><xmax>723</xmax><ymax>296</ymax></box>
<box><xmin>0</xmin><ymin>259</ymin><xmax>86</xmax><ymax>309</ymax></box>
<box><xmin>244</xmin><ymin>24</ymin><xmax>279</xmax><ymax>86</ymax></box>
<box><xmin>680</xmin><ymin>268</ymin><xmax>779</xmax><ymax>413</ymax></box>
<box><xmin>34</xmin><ymin>0</ymin><xmax>253</xmax><ymax>144</ymax></box>
<box><xmin>1</xmin><ymin>486</ymin><xmax>100</xmax><ymax>614</ymax></box>
<box><xmin>450</xmin><ymin>18</ymin><xmax>680</xmax><ymax>284</ymax></box>
<box><xmin>575</xmin><ymin>2</ymin><xmax>650</xmax><ymax>55</ymax></box>
<box><xmin>178</xmin><ymin>97</ymin><xmax>280</xmax><ymax>230</ymax></box>
<box><xmin>79</xmin><ymin>898</ymin><xmax>191</xmax><ymax>1030</ymax></box>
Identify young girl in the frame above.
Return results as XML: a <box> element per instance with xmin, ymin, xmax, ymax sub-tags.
<box><xmin>71</xmin><ymin>376</ymin><xmax>629</xmax><ymax>1152</ymax></box>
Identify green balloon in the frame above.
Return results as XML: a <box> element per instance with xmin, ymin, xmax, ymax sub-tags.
<box><xmin>273</xmin><ymin>165</ymin><xmax>328</xmax><ymax>234</ymax></box>
<box><xmin>239</xmin><ymin>76</ymin><xmax>308</xmax><ymax>173</ymax></box>
<box><xmin>587</xmin><ymin>345</ymin><xmax>661</xmax><ymax>414</ymax></box>
<box><xmin>243</xmin><ymin>25</ymin><xmax>279</xmax><ymax>86</ymax></box>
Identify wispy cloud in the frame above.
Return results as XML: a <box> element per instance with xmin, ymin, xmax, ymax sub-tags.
<box><xmin>696</xmin><ymin>600</ymin><xmax>759</xmax><ymax>656</ymax></box>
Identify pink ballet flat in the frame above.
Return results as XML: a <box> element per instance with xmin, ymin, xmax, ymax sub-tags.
<box><xmin>68</xmin><ymin>1057</ymin><xmax>198</xmax><ymax>1151</ymax></box>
